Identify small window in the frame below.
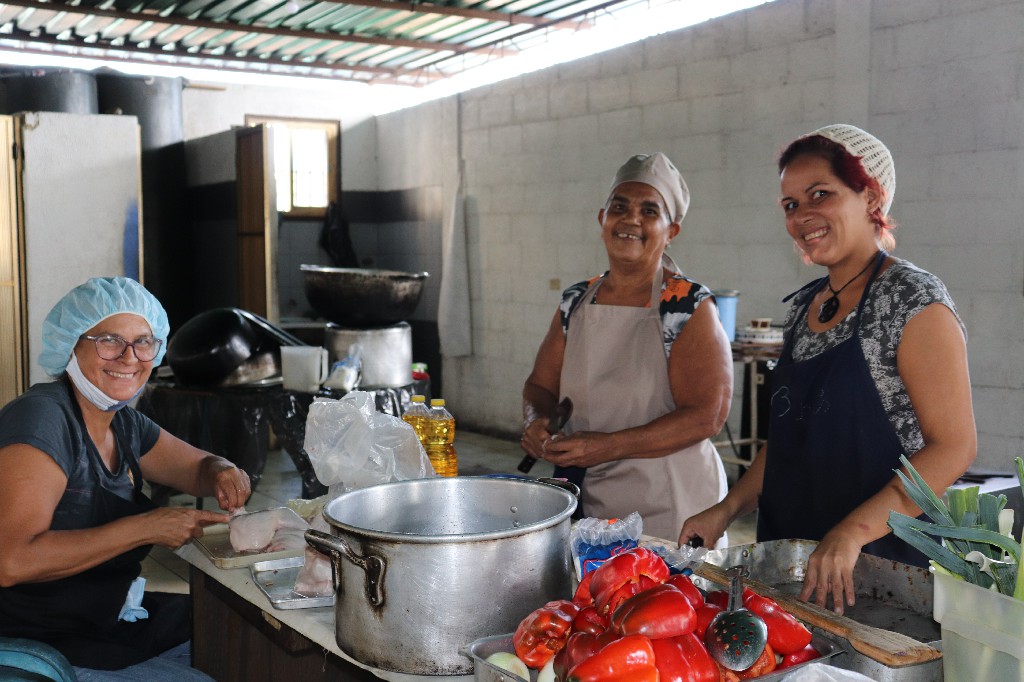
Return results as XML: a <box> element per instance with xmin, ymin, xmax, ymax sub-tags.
<box><xmin>246</xmin><ymin>115</ymin><xmax>340</xmax><ymax>218</ymax></box>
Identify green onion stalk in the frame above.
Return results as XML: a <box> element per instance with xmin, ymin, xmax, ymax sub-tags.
<box><xmin>887</xmin><ymin>455</ymin><xmax>1024</xmax><ymax>600</ymax></box>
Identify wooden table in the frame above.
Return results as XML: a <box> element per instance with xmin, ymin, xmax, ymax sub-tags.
<box><xmin>178</xmin><ymin>542</ymin><xmax>469</xmax><ymax>682</ymax></box>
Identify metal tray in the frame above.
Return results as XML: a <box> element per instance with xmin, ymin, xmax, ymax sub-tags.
<box><xmin>692</xmin><ymin>539</ymin><xmax>942</xmax><ymax>682</ymax></box>
<box><xmin>250</xmin><ymin>556</ymin><xmax>335</xmax><ymax>609</ymax></box>
<box><xmin>462</xmin><ymin>632</ymin><xmax>840</xmax><ymax>682</ymax></box>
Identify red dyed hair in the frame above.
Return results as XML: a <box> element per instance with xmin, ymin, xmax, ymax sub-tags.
<box><xmin>778</xmin><ymin>135</ymin><xmax>896</xmax><ymax>250</ymax></box>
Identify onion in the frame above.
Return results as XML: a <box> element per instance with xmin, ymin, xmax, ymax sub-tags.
<box><xmin>537</xmin><ymin>658</ymin><xmax>556</xmax><ymax>682</ymax></box>
<box><xmin>485</xmin><ymin>652</ymin><xmax>530</xmax><ymax>679</ymax></box>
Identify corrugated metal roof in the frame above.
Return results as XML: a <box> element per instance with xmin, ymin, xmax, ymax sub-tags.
<box><xmin>0</xmin><ymin>0</ymin><xmax>642</xmax><ymax>85</ymax></box>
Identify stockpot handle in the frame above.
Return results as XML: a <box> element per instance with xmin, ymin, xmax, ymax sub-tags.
<box><xmin>537</xmin><ymin>477</ymin><xmax>581</xmax><ymax>500</ymax></box>
<box><xmin>305</xmin><ymin>529</ymin><xmax>387</xmax><ymax>608</ymax></box>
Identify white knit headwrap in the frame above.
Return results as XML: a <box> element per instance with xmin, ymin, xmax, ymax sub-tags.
<box><xmin>809</xmin><ymin>124</ymin><xmax>895</xmax><ymax>214</ymax></box>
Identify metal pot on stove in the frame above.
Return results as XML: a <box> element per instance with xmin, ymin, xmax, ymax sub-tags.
<box><xmin>304</xmin><ymin>477</ymin><xmax>577</xmax><ymax>675</ymax></box>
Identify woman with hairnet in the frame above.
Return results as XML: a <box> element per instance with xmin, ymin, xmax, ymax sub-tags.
<box><xmin>0</xmin><ymin>277</ymin><xmax>250</xmax><ymax>680</ymax></box>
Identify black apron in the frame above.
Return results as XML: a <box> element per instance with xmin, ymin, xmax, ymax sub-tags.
<box><xmin>757</xmin><ymin>252</ymin><xmax>927</xmax><ymax>566</ymax></box>
<box><xmin>0</xmin><ymin>386</ymin><xmax>191</xmax><ymax>669</ymax></box>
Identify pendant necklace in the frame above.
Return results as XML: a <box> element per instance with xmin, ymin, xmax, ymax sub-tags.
<box><xmin>817</xmin><ymin>252</ymin><xmax>880</xmax><ymax>323</ymax></box>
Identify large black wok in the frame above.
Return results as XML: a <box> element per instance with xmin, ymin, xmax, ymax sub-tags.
<box><xmin>301</xmin><ymin>265</ymin><xmax>428</xmax><ymax>326</ymax></box>
<box><xmin>166</xmin><ymin>308</ymin><xmax>305</xmax><ymax>387</ymax></box>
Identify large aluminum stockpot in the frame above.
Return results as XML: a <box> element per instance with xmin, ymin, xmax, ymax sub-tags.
<box><xmin>305</xmin><ymin>477</ymin><xmax>577</xmax><ymax>676</ymax></box>
<box><xmin>324</xmin><ymin>322</ymin><xmax>412</xmax><ymax>389</ymax></box>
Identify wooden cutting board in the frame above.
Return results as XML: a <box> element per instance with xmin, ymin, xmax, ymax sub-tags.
<box><xmin>693</xmin><ymin>562</ymin><xmax>942</xmax><ymax>668</ymax></box>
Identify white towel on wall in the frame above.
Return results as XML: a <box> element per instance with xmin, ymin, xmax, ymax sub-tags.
<box><xmin>438</xmin><ymin>188</ymin><xmax>472</xmax><ymax>357</ymax></box>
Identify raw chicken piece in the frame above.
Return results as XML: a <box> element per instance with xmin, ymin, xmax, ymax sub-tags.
<box><xmin>294</xmin><ymin>515</ymin><xmax>334</xmax><ymax>597</ymax></box>
<box><xmin>229</xmin><ymin>507</ymin><xmax>309</xmax><ymax>553</ymax></box>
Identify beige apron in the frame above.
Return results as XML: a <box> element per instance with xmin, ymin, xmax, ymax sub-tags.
<box><xmin>560</xmin><ymin>264</ymin><xmax>728</xmax><ymax>544</ymax></box>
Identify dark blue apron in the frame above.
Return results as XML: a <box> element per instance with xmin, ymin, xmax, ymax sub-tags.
<box><xmin>0</xmin><ymin>382</ymin><xmax>191</xmax><ymax>669</ymax></box>
<box><xmin>757</xmin><ymin>252</ymin><xmax>927</xmax><ymax>566</ymax></box>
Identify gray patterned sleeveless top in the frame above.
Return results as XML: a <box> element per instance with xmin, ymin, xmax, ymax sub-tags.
<box><xmin>784</xmin><ymin>259</ymin><xmax>965</xmax><ymax>455</ymax></box>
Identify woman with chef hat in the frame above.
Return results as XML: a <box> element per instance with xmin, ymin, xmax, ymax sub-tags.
<box><xmin>521</xmin><ymin>153</ymin><xmax>734</xmax><ymax>543</ymax></box>
<box><xmin>0</xmin><ymin>277</ymin><xmax>249</xmax><ymax>680</ymax></box>
<box><xmin>680</xmin><ymin>125</ymin><xmax>976</xmax><ymax>614</ymax></box>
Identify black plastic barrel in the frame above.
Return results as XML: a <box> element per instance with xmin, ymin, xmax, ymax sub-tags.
<box><xmin>96</xmin><ymin>74</ymin><xmax>183</xmax><ymax>150</ymax></box>
<box><xmin>1</xmin><ymin>69</ymin><xmax>98</xmax><ymax>114</ymax></box>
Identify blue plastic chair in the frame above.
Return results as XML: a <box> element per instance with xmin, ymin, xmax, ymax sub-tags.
<box><xmin>0</xmin><ymin>637</ymin><xmax>77</xmax><ymax>682</ymax></box>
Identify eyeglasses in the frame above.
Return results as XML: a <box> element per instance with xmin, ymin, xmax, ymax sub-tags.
<box><xmin>80</xmin><ymin>334</ymin><xmax>163</xmax><ymax>362</ymax></box>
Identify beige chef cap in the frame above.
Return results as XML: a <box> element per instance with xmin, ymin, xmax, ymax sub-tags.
<box><xmin>610</xmin><ymin>153</ymin><xmax>690</xmax><ymax>223</ymax></box>
<box><xmin>809</xmin><ymin>124</ymin><xmax>895</xmax><ymax>214</ymax></box>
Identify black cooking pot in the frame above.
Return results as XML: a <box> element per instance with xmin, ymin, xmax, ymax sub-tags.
<box><xmin>301</xmin><ymin>265</ymin><xmax>428</xmax><ymax>326</ymax></box>
<box><xmin>167</xmin><ymin>308</ymin><xmax>305</xmax><ymax>387</ymax></box>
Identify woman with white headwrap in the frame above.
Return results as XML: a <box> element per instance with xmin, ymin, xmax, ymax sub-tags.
<box><xmin>681</xmin><ymin>125</ymin><xmax>976</xmax><ymax>615</ymax></box>
<box><xmin>521</xmin><ymin>153</ymin><xmax>734</xmax><ymax>543</ymax></box>
<box><xmin>0</xmin><ymin>277</ymin><xmax>249</xmax><ymax>680</ymax></box>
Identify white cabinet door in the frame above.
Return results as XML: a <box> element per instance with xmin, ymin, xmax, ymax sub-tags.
<box><xmin>19</xmin><ymin>111</ymin><xmax>142</xmax><ymax>386</ymax></box>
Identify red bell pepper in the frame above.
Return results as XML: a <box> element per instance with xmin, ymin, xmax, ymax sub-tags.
<box><xmin>553</xmin><ymin>630</ymin><xmax>618</xmax><ymax>681</ymax></box>
<box><xmin>706</xmin><ymin>587</ymin><xmax>754</xmax><ymax>610</ymax></box>
<box><xmin>566</xmin><ymin>634</ymin><xmax>658</xmax><ymax>682</ymax></box>
<box><xmin>705</xmin><ymin>589</ymin><xmax>729</xmax><ymax>609</ymax></box>
<box><xmin>693</xmin><ymin>603</ymin><xmax>722</xmax><ymax>640</ymax></box>
<box><xmin>610</xmin><ymin>582</ymin><xmax>696</xmax><ymax>639</ymax></box>
<box><xmin>513</xmin><ymin>599</ymin><xmax>580</xmax><ymax>668</ymax></box>
<box><xmin>666</xmin><ymin>574</ymin><xmax>705</xmax><ymax>609</ymax></box>
<box><xmin>573</xmin><ymin>606</ymin><xmax>610</xmax><ymax>636</ymax></box>
<box><xmin>778</xmin><ymin>643</ymin><xmax>821</xmax><ymax>669</ymax></box>
<box><xmin>735</xmin><ymin>641</ymin><xmax>776</xmax><ymax>679</ymax></box>
<box><xmin>651</xmin><ymin>633</ymin><xmax>720</xmax><ymax>682</ymax></box>
<box><xmin>743</xmin><ymin>593</ymin><xmax>812</xmax><ymax>656</ymax></box>
<box><xmin>717</xmin><ymin>667</ymin><xmax>741</xmax><ymax>682</ymax></box>
<box><xmin>589</xmin><ymin>547</ymin><xmax>670</xmax><ymax>615</ymax></box>
<box><xmin>573</xmin><ymin>570</ymin><xmax>596</xmax><ymax>608</ymax></box>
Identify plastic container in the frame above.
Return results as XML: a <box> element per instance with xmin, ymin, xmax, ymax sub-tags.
<box><xmin>425</xmin><ymin>398</ymin><xmax>458</xmax><ymax>477</ymax></box>
<box><xmin>401</xmin><ymin>394</ymin><xmax>430</xmax><ymax>447</ymax></box>
<box><xmin>713</xmin><ymin>290</ymin><xmax>740</xmax><ymax>342</ymax></box>
<box><xmin>932</xmin><ymin>570</ymin><xmax>1024</xmax><ymax>681</ymax></box>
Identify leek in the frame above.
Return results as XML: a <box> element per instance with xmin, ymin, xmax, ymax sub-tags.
<box><xmin>888</xmin><ymin>455</ymin><xmax>1024</xmax><ymax>600</ymax></box>
<box><xmin>1016</xmin><ymin>457</ymin><xmax>1024</xmax><ymax>600</ymax></box>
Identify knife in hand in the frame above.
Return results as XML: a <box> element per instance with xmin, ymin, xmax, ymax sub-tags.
<box><xmin>518</xmin><ymin>397</ymin><xmax>573</xmax><ymax>473</ymax></box>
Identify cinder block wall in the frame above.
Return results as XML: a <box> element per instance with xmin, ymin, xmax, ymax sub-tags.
<box><xmin>379</xmin><ymin>0</ymin><xmax>1023</xmax><ymax>471</ymax></box>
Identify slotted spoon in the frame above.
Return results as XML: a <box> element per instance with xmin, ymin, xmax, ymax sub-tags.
<box><xmin>704</xmin><ymin>565</ymin><xmax>768</xmax><ymax>671</ymax></box>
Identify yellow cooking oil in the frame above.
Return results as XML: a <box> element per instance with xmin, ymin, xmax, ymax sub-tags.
<box><xmin>401</xmin><ymin>394</ymin><xmax>430</xmax><ymax>447</ymax></box>
<box><xmin>424</xmin><ymin>398</ymin><xmax>458</xmax><ymax>477</ymax></box>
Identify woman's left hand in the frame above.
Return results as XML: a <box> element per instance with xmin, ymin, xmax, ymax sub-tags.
<box><xmin>210</xmin><ymin>461</ymin><xmax>251</xmax><ymax>512</ymax></box>
<box><xmin>799</xmin><ymin>529</ymin><xmax>862</xmax><ymax>615</ymax></box>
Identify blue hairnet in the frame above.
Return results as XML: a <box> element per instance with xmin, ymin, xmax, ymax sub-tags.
<box><xmin>39</xmin><ymin>277</ymin><xmax>170</xmax><ymax>376</ymax></box>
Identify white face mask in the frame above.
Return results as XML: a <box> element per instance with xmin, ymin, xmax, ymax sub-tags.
<box><xmin>66</xmin><ymin>353</ymin><xmax>143</xmax><ymax>412</ymax></box>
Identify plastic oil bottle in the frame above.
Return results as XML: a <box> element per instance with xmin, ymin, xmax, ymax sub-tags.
<box><xmin>402</xmin><ymin>394</ymin><xmax>430</xmax><ymax>448</ymax></box>
<box><xmin>424</xmin><ymin>398</ymin><xmax>458</xmax><ymax>477</ymax></box>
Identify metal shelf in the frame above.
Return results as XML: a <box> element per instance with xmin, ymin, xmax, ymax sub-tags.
<box><xmin>714</xmin><ymin>343</ymin><xmax>781</xmax><ymax>468</ymax></box>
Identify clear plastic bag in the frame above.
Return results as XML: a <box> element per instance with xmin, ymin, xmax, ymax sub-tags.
<box><xmin>324</xmin><ymin>343</ymin><xmax>361</xmax><ymax>392</ymax></box>
<box><xmin>570</xmin><ymin>512</ymin><xmax>643</xmax><ymax>579</ymax></box>
<box><xmin>303</xmin><ymin>391</ymin><xmax>435</xmax><ymax>493</ymax></box>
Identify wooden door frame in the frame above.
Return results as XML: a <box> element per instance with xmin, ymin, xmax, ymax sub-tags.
<box><xmin>235</xmin><ymin>125</ymin><xmax>279</xmax><ymax>321</ymax></box>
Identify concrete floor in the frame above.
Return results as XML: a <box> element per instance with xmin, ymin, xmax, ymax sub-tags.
<box><xmin>141</xmin><ymin>431</ymin><xmax>756</xmax><ymax>593</ymax></box>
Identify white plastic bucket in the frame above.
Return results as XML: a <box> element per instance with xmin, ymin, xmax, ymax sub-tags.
<box><xmin>933</xmin><ymin>570</ymin><xmax>1024</xmax><ymax>681</ymax></box>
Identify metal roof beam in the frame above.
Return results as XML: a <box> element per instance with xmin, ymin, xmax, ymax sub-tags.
<box><xmin>315</xmin><ymin>0</ymin><xmax>592</xmax><ymax>30</ymax></box>
<box><xmin>416</xmin><ymin>0</ymin><xmax>631</xmax><ymax>70</ymax></box>
<box><xmin>0</xmin><ymin>0</ymin><xmax>516</xmax><ymax>56</ymax></box>
<box><xmin>0</xmin><ymin>29</ymin><xmax>444</xmax><ymax>80</ymax></box>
